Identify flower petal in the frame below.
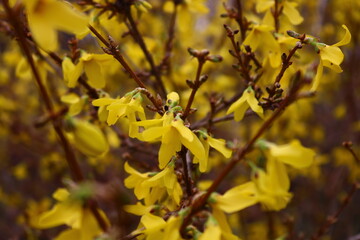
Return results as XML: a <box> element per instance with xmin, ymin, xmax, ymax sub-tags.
<box><xmin>320</xmin><ymin>45</ymin><xmax>344</xmax><ymax>66</ymax></box>
<box><xmin>181</xmin><ymin>133</ymin><xmax>207</xmax><ymax>171</ymax></box>
<box><xmin>38</xmin><ymin>202</ymin><xmax>82</xmax><ymax>228</ymax></box>
<box><xmin>207</xmin><ymin>136</ymin><xmax>232</xmax><ymax>159</ymax></box>
<box><xmin>245</xmin><ymin>88</ymin><xmax>264</xmax><ymax>119</ymax></box>
<box><xmin>333</xmin><ymin>25</ymin><xmax>351</xmax><ymax>47</ymax></box>
<box><xmin>159</xmin><ymin>130</ymin><xmax>181</xmax><ymax>168</ymax></box>
<box><xmin>84</xmin><ymin>61</ymin><xmax>105</xmax><ymax>89</ymax></box>
<box><xmin>142</xmin><ymin>126</ymin><xmax>164</xmax><ymax>142</ymax></box>
<box><xmin>172</xmin><ymin>119</ymin><xmax>193</xmax><ymax>142</ymax></box>
<box><xmin>269</xmin><ymin>140</ymin><xmax>315</xmax><ymax>168</ymax></box>
<box><xmin>283</xmin><ymin>2</ymin><xmax>303</xmax><ymax>25</ymax></box>
<box><xmin>92</xmin><ymin>98</ymin><xmax>116</xmax><ymax>107</ymax></box>
<box><xmin>311</xmin><ymin>60</ymin><xmax>323</xmax><ymax>91</ymax></box>
<box><xmin>216</xmin><ymin>182</ymin><xmax>258</xmax><ymax>213</ymax></box>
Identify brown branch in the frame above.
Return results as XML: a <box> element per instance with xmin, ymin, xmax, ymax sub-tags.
<box><xmin>182</xmin><ymin>56</ymin><xmax>206</xmax><ymax>120</ymax></box>
<box><xmin>262</xmin><ymin>40</ymin><xmax>304</xmax><ymax>110</ymax></box>
<box><xmin>180</xmin><ymin>72</ymin><xmax>306</xmax><ymax>235</ymax></box>
<box><xmin>275</xmin><ymin>42</ymin><xmax>303</xmax><ymax>85</ymax></box>
<box><xmin>190</xmin><ymin>88</ymin><xmax>245</xmax><ymax>130</ymax></box>
<box><xmin>125</xmin><ymin>9</ymin><xmax>167</xmax><ymax>98</ymax></box>
<box><xmin>179</xmin><ymin>147</ymin><xmax>193</xmax><ymax>197</ymax></box>
<box><xmin>88</xmin><ymin>25</ymin><xmax>163</xmax><ymax>114</ymax></box>
<box><xmin>311</xmin><ymin>182</ymin><xmax>360</xmax><ymax>240</ymax></box>
<box><xmin>161</xmin><ymin>2</ymin><xmax>178</xmax><ymax>74</ymax></box>
<box><xmin>343</xmin><ymin>141</ymin><xmax>360</xmax><ymax>164</ymax></box>
<box><xmin>267</xmin><ymin>211</ymin><xmax>276</xmax><ymax>240</ymax></box>
<box><xmin>311</xmin><ymin>142</ymin><xmax>360</xmax><ymax>239</ymax></box>
<box><xmin>235</xmin><ymin>0</ymin><xmax>246</xmax><ymax>41</ymax></box>
<box><xmin>272</xmin><ymin>0</ymin><xmax>283</xmax><ymax>33</ymax></box>
<box><xmin>2</xmin><ymin>1</ymin><xmax>108</xmax><ymax>231</ymax></box>
<box><xmin>224</xmin><ymin>24</ymin><xmax>252</xmax><ymax>83</ymax></box>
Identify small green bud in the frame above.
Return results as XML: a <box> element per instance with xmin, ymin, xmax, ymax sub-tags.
<box><xmin>206</xmin><ymin>55</ymin><xmax>223</xmax><ymax>63</ymax></box>
<box><xmin>188</xmin><ymin>48</ymin><xmax>199</xmax><ymax>57</ymax></box>
<box><xmin>287</xmin><ymin>30</ymin><xmax>302</xmax><ymax>39</ymax></box>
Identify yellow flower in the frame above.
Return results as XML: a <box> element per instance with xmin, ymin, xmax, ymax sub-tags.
<box><xmin>163</xmin><ymin>0</ymin><xmax>208</xmax><ymax>35</ymax></box>
<box><xmin>243</xmin><ymin>25</ymin><xmax>279</xmax><ymax>53</ymax></box>
<box><xmin>35</xmin><ymin>188</ymin><xmax>108</xmax><ymax>240</ymax></box>
<box><xmin>16</xmin><ymin>54</ymin><xmax>52</xmax><ymax>81</ymax></box>
<box><xmin>214</xmin><ymin>182</ymin><xmax>258</xmax><ymax>213</ymax></box>
<box><xmin>254</xmin><ymin>158</ymin><xmax>292</xmax><ymax>211</ymax></box>
<box><xmin>265</xmin><ymin>140</ymin><xmax>316</xmax><ymax>168</ymax></box>
<box><xmin>227</xmin><ymin>87</ymin><xmax>264</xmax><ymax>121</ymax></box>
<box><xmin>256</xmin><ymin>0</ymin><xmax>303</xmax><ymax>25</ymax></box>
<box><xmin>66</xmin><ymin>118</ymin><xmax>109</xmax><ymax>157</ymax></box>
<box><xmin>23</xmin><ymin>199</ymin><xmax>51</xmax><ymax>228</ymax></box>
<box><xmin>24</xmin><ymin>0</ymin><xmax>88</xmax><ymax>51</ymax></box>
<box><xmin>123</xmin><ymin>202</ymin><xmax>153</xmax><ymax>216</ymax></box>
<box><xmin>138</xmin><ymin>213</ymin><xmax>183</xmax><ymax>240</ymax></box>
<box><xmin>211</xmin><ymin>205</ymin><xmax>241</xmax><ymax>240</ymax></box>
<box><xmin>125</xmin><ymin>160</ymin><xmax>183</xmax><ymax>207</ymax></box>
<box><xmin>124</xmin><ymin>162</ymin><xmax>152</xmax><ymax>200</ymax></box>
<box><xmin>62</xmin><ymin>53</ymin><xmax>114</xmax><ymax>88</ymax></box>
<box><xmin>312</xmin><ymin>25</ymin><xmax>351</xmax><ymax>90</ymax></box>
<box><xmin>194</xmin><ymin>132</ymin><xmax>232</xmax><ymax>172</ymax></box>
<box><xmin>93</xmin><ymin>92</ymin><xmax>145</xmax><ymax>138</ymax></box>
<box><xmin>215</xmin><ymin>158</ymin><xmax>292</xmax><ymax>212</ymax></box>
<box><xmin>61</xmin><ymin>93</ymin><xmax>86</xmax><ymax>116</ymax></box>
<box><xmin>142</xmin><ymin>162</ymin><xmax>183</xmax><ymax>205</ymax></box>
<box><xmin>135</xmin><ymin>112</ymin><xmax>206</xmax><ymax>169</ymax></box>
<box><xmin>199</xmin><ymin>220</ymin><xmax>221</xmax><ymax>240</ymax></box>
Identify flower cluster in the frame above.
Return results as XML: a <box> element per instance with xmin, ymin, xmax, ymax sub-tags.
<box><xmin>0</xmin><ymin>0</ymin><xmax>357</xmax><ymax>239</ymax></box>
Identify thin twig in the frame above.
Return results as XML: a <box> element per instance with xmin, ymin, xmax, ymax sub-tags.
<box><xmin>235</xmin><ymin>0</ymin><xmax>246</xmax><ymax>41</ymax></box>
<box><xmin>224</xmin><ymin>24</ymin><xmax>252</xmax><ymax>83</ymax></box>
<box><xmin>267</xmin><ymin>211</ymin><xmax>275</xmax><ymax>240</ymax></box>
<box><xmin>88</xmin><ymin>25</ymin><xmax>163</xmax><ymax>114</ymax></box>
<box><xmin>125</xmin><ymin>9</ymin><xmax>167</xmax><ymax>98</ymax></box>
<box><xmin>275</xmin><ymin>42</ymin><xmax>303</xmax><ymax>85</ymax></box>
<box><xmin>273</xmin><ymin>0</ymin><xmax>282</xmax><ymax>33</ymax></box>
<box><xmin>161</xmin><ymin>2</ymin><xmax>178</xmax><ymax>74</ymax></box>
<box><xmin>311</xmin><ymin>182</ymin><xmax>360</xmax><ymax>240</ymax></box>
<box><xmin>179</xmin><ymin>147</ymin><xmax>193</xmax><ymax>197</ymax></box>
<box><xmin>182</xmin><ymin>57</ymin><xmax>206</xmax><ymax>120</ymax></box>
<box><xmin>343</xmin><ymin>141</ymin><xmax>360</xmax><ymax>164</ymax></box>
<box><xmin>311</xmin><ymin>142</ymin><xmax>360</xmax><ymax>240</ymax></box>
<box><xmin>190</xmin><ymin>89</ymin><xmax>245</xmax><ymax>130</ymax></box>
<box><xmin>262</xmin><ymin>41</ymin><xmax>304</xmax><ymax>110</ymax></box>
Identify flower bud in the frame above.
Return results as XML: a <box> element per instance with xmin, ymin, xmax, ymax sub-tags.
<box><xmin>70</xmin><ymin>119</ymin><xmax>109</xmax><ymax>157</ymax></box>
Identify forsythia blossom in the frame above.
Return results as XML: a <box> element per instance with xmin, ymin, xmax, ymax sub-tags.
<box><xmin>135</xmin><ymin>213</ymin><xmax>183</xmax><ymax>240</ymax></box>
<box><xmin>35</xmin><ymin>188</ymin><xmax>108</xmax><ymax>240</ymax></box>
<box><xmin>124</xmin><ymin>161</ymin><xmax>183</xmax><ymax>206</ymax></box>
<box><xmin>24</xmin><ymin>0</ymin><xmax>88</xmax><ymax>51</ymax></box>
<box><xmin>136</xmin><ymin>112</ymin><xmax>206</xmax><ymax>169</ymax></box>
<box><xmin>65</xmin><ymin>118</ymin><xmax>109</xmax><ymax>157</ymax></box>
<box><xmin>265</xmin><ymin>139</ymin><xmax>316</xmax><ymax>168</ymax></box>
<box><xmin>93</xmin><ymin>92</ymin><xmax>145</xmax><ymax>138</ymax></box>
<box><xmin>215</xmin><ymin>158</ymin><xmax>292</xmax><ymax>212</ymax></box>
<box><xmin>312</xmin><ymin>25</ymin><xmax>351</xmax><ymax>90</ymax></box>
<box><xmin>256</xmin><ymin>0</ymin><xmax>304</xmax><ymax>25</ymax></box>
<box><xmin>194</xmin><ymin>130</ymin><xmax>232</xmax><ymax>172</ymax></box>
<box><xmin>215</xmin><ymin>140</ymin><xmax>315</xmax><ymax>212</ymax></box>
<box><xmin>62</xmin><ymin>53</ymin><xmax>114</xmax><ymax>89</ymax></box>
<box><xmin>132</xmin><ymin>92</ymin><xmax>206</xmax><ymax>169</ymax></box>
<box><xmin>227</xmin><ymin>87</ymin><xmax>264</xmax><ymax>121</ymax></box>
